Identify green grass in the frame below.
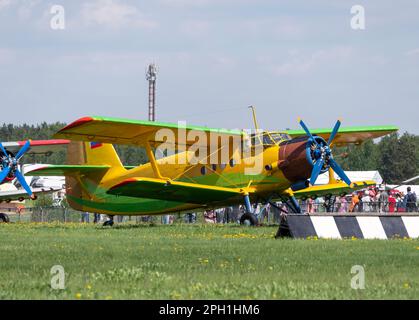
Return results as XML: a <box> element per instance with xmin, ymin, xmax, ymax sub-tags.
<box><xmin>0</xmin><ymin>222</ymin><xmax>418</xmax><ymax>299</ymax></box>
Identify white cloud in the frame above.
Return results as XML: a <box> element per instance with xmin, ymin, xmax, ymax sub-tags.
<box><xmin>159</xmin><ymin>0</ymin><xmax>211</xmax><ymax>7</ymax></box>
<box><xmin>405</xmin><ymin>48</ymin><xmax>419</xmax><ymax>56</ymax></box>
<box><xmin>179</xmin><ymin>20</ymin><xmax>210</xmax><ymax>37</ymax></box>
<box><xmin>159</xmin><ymin>0</ymin><xmax>258</xmax><ymax>7</ymax></box>
<box><xmin>0</xmin><ymin>48</ymin><xmax>15</xmax><ymax>64</ymax></box>
<box><xmin>0</xmin><ymin>0</ymin><xmax>12</xmax><ymax>10</ymax></box>
<box><xmin>240</xmin><ymin>18</ymin><xmax>304</xmax><ymax>39</ymax></box>
<box><xmin>259</xmin><ymin>47</ymin><xmax>354</xmax><ymax>76</ymax></box>
<box><xmin>81</xmin><ymin>0</ymin><xmax>157</xmax><ymax>29</ymax></box>
<box><xmin>17</xmin><ymin>0</ymin><xmax>40</xmax><ymax>20</ymax></box>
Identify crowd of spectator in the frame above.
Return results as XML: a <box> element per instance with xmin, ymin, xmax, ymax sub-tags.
<box><xmin>302</xmin><ymin>186</ymin><xmax>418</xmax><ymax>214</ymax></box>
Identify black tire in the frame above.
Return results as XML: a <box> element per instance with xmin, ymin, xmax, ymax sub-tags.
<box><xmin>103</xmin><ymin>220</ymin><xmax>114</xmax><ymax>227</ymax></box>
<box><xmin>240</xmin><ymin>212</ymin><xmax>258</xmax><ymax>226</ymax></box>
<box><xmin>0</xmin><ymin>213</ymin><xmax>10</xmax><ymax>223</ymax></box>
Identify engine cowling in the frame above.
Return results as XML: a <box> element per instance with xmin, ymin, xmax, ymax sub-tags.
<box><xmin>278</xmin><ymin>136</ymin><xmax>329</xmax><ymax>183</ymax></box>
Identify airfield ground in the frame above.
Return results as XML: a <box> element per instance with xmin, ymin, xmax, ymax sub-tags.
<box><xmin>0</xmin><ymin>222</ymin><xmax>418</xmax><ymax>299</ymax></box>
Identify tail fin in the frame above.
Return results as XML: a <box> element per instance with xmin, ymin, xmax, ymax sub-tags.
<box><xmin>68</xmin><ymin>141</ymin><xmax>124</xmax><ymax>170</ymax></box>
<box><xmin>65</xmin><ymin>141</ymin><xmax>125</xmax><ymax>212</ymax></box>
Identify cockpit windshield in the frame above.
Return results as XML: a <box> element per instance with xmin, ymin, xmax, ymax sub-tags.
<box><xmin>250</xmin><ymin>131</ymin><xmax>291</xmax><ymax>147</ymax></box>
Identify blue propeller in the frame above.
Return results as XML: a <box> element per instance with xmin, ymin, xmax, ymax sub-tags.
<box><xmin>0</xmin><ymin>140</ymin><xmax>35</xmax><ymax>199</ymax></box>
<box><xmin>298</xmin><ymin>119</ymin><xmax>352</xmax><ymax>186</ymax></box>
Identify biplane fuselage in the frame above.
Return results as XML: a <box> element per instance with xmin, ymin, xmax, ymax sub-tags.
<box><xmin>65</xmin><ymin>141</ymin><xmax>286</xmax><ymax>215</ymax></box>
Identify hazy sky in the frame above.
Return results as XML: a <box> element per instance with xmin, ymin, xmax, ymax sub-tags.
<box><xmin>0</xmin><ymin>0</ymin><xmax>418</xmax><ymax>133</ymax></box>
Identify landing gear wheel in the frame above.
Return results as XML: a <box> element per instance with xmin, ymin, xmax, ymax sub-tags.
<box><xmin>240</xmin><ymin>212</ymin><xmax>258</xmax><ymax>226</ymax></box>
<box><xmin>103</xmin><ymin>220</ymin><xmax>114</xmax><ymax>227</ymax></box>
<box><xmin>0</xmin><ymin>213</ymin><xmax>10</xmax><ymax>223</ymax></box>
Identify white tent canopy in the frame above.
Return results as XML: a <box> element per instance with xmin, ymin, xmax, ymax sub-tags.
<box><xmin>315</xmin><ymin>170</ymin><xmax>383</xmax><ymax>185</ymax></box>
<box><xmin>386</xmin><ymin>185</ymin><xmax>419</xmax><ymax>194</ymax></box>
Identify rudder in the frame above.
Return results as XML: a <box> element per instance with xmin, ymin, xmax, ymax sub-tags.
<box><xmin>65</xmin><ymin>141</ymin><xmax>124</xmax><ymax>212</ymax></box>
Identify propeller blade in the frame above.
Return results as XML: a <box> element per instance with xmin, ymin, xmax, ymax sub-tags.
<box><xmin>15</xmin><ymin>140</ymin><xmax>31</xmax><ymax>160</ymax></box>
<box><xmin>14</xmin><ymin>169</ymin><xmax>33</xmax><ymax>197</ymax></box>
<box><xmin>329</xmin><ymin>158</ymin><xmax>352</xmax><ymax>186</ymax></box>
<box><xmin>0</xmin><ymin>142</ymin><xmax>8</xmax><ymax>157</ymax></box>
<box><xmin>0</xmin><ymin>166</ymin><xmax>11</xmax><ymax>184</ymax></box>
<box><xmin>309</xmin><ymin>158</ymin><xmax>325</xmax><ymax>186</ymax></box>
<box><xmin>328</xmin><ymin>120</ymin><xmax>341</xmax><ymax>145</ymax></box>
<box><xmin>298</xmin><ymin>119</ymin><xmax>315</xmax><ymax>140</ymax></box>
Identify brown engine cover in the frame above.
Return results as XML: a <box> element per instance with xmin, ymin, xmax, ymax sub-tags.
<box><xmin>278</xmin><ymin>137</ymin><xmax>313</xmax><ymax>183</ymax></box>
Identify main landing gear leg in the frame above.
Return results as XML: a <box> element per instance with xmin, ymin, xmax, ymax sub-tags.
<box><xmin>103</xmin><ymin>215</ymin><xmax>114</xmax><ymax>227</ymax></box>
<box><xmin>240</xmin><ymin>194</ymin><xmax>258</xmax><ymax>226</ymax></box>
<box><xmin>280</xmin><ymin>195</ymin><xmax>301</xmax><ymax>214</ymax></box>
<box><xmin>275</xmin><ymin>195</ymin><xmax>301</xmax><ymax>238</ymax></box>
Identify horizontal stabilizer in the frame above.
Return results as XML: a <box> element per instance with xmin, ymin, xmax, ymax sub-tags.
<box><xmin>108</xmin><ymin>177</ymin><xmax>243</xmax><ymax>204</ymax></box>
<box><xmin>25</xmin><ymin>165</ymin><xmax>110</xmax><ymax>176</ymax></box>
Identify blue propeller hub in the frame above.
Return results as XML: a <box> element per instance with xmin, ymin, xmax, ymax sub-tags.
<box><xmin>0</xmin><ymin>140</ymin><xmax>35</xmax><ymax>199</ymax></box>
<box><xmin>299</xmin><ymin>119</ymin><xmax>352</xmax><ymax>186</ymax></box>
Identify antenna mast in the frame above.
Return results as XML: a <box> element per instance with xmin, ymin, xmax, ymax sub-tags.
<box><xmin>146</xmin><ymin>63</ymin><xmax>157</xmax><ymax>121</ymax></box>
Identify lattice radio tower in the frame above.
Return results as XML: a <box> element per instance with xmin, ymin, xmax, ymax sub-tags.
<box><xmin>146</xmin><ymin>63</ymin><xmax>157</xmax><ymax>121</ymax></box>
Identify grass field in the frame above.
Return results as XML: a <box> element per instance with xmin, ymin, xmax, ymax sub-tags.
<box><xmin>0</xmin><ymin>222</ymin><xmax>418</xmax><ymax>299</ymax></box>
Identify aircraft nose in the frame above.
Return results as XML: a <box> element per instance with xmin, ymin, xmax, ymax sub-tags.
<box><xmin>277</xmin><ymin>136</ymin><xmax>324</xmax><ymax>183</ymax></box>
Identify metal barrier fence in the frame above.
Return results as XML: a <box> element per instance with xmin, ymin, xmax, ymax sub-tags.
<box><xmin>298</xmin><ymin>200</ymin><xmax>418</xmax><ymax>214</ymax></box>
<box><xmin>1</xmin><ymin>200</ymin><xmax>418</xmax><ymax>224</ymax></box>
<box><xmin>4</xmin><ymin>207</ymin><xmax>90</xmax><ymax>223</ymax></box>
<box><xmin>1</xmin><ymin>207</ymin><xmax>206</xmax><ymax>224</ymax></box>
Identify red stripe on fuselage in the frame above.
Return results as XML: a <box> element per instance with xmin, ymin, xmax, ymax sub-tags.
<box><xmin>109</xmin><ymin>178</ymin><xmax>138</xmax><ymax>191</ymax></box>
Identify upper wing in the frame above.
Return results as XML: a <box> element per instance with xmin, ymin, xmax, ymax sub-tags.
<box><xmin>3</xmin><ymin>139</ymin><xmax>70</xmax><ymax>155</ymax></box>
<box><xmin>53</xmin><ymin>116</ymin><xmax>244</xmax><ymax>149</ymax></box>
<box><xmin>0</xmin><ymin>186</ymin><xmax>62</xmax><ymax>202</ymax></box>
<box><xmin>285</xmin><ymin>126</ymin><xmax>398</xmax><ymax>146</ymax></box>
<box><xmin>107</xmin><ymin>177</ymin><xmax>245</xmax><ymax>204</ymax></box>
<box><xmin>292</xmin><ymin>180</ymin><xmax>376</xmax><ymax>199</ymax></box>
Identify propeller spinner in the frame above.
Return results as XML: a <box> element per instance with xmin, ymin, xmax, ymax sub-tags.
<box><xmin>298</xmin><ymin>119</ymin><xmax>352</xmax><ymax>186</ymax></box>
<box><xmin>0</xmin><ymin>140</ymin><xmax>35</xmax><ymax>199</ymax></box>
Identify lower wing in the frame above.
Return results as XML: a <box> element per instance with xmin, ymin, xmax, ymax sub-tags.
<box><xmin>292</xmin><ymin>180</ymin><xmax>376</xmax><ymax>199</ymax></box>
<box><xmin>107</xmin><ymin>177</ymin><xmax>245</xmax><ymax>204</ymax></box>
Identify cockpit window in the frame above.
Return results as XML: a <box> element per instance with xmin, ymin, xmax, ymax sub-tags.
<box><xmin>269</xmin><ymin>132</ymin><xmax>291</xmax><ymax>144</ymax></box>
<box><xmin>250</xmin><ymin>132</ymin><xmax>291</xmax><ymax>147</ymax></box>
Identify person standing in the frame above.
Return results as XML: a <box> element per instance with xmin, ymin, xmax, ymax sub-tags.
<box><xmin>81</xmin><ymin>212</ymin><xmax>90</xmax><ymax>223</ymax></box>
<box><xmin>361</xmin><ymin>191</ymin><xmax>371</xmax><ymax>212</ymax></box>
<box><xmin>185</xmin><ymin>212</ymin><xmax>196</xmax><ymax>223</ymax></box>
<box><xmin>379</xmin><ymin>190</ymin><xmax>389</xmax><ymax>213</ymax></box>
<box><xmin>93</xmin><ymin>213</ymin><xmax>101</xmax><ymax>223</ymax></box>
<box><xmin>388</xmin><ymin>193</ymin><xmax>396</xmax><ymax>213</ymax></box>
<box><xmin>406</xmin><ymin>187</ymin><xmax>418</xmax><ymax>212</ymax></box>
<box><xmin>349</xmin><ymin>193</ymin><xmax>359</xmax><ymax>212</ymax></box>
<box><xmin>215</xmin><ymin>208</ymin><xmax>225</xmax><ymax>223</ymax></box>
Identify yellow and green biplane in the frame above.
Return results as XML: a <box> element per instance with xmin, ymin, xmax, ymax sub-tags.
<box><xmin>26</xmin><ymin>114</ymin><xmax>397</xmax><ymax>226</ymax></box>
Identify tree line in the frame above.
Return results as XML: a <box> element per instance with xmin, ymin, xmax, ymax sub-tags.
<box><xmin>1</xmin><ymin>123</ymin><xmax>418</xmax><ymax>184</ymax></box>
<box><xmin>336</xmin><ymin>132</ymin><xmax>419</xmax><ymax>184</ymax></box>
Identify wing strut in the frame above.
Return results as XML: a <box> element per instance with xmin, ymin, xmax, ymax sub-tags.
<box><xmin>145</xmin><ymin>140</ymin><xmax>168</xmax><ymax>180</ymax></box>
